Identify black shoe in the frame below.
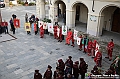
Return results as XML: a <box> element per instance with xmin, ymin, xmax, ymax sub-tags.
<box><xmin>65</xmin><ymin>43</ymin><xmax>68</xmax><ymax>45</ymax></box>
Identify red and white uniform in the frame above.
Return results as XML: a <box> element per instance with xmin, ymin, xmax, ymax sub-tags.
<box><xmin>66</xmin><ymin>31</ymin><xmax>73</xmax><ymax>44</ymax></box>
<box><xmin>87</xmin><ymin>40</ymin><xmax>93</xmax><ymax>56</ymax></box>
<box><xmin>107</xmin><ymin>41</ymin><xmax>114</xmax><ymax>60</ymax></box>
<box><xmin>40</xmin><ymin>25</ymin><xmax>44</xmax><ymax>38</ymax></box>
<box><xmin>92</xmin><ymin>40</ymin><xmax>97</xmax><ymax>57</ymax></box>
<box><xmin>94</xmin><ymin>51</ymin><xmax>102</xmax><ymax>67</ymax></box>
<box><xmin>53</xmin><ymin>25</ymin><xmax>58</xmax><ymax>39</ymax></box>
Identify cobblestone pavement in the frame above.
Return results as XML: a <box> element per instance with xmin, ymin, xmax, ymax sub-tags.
<box><xmin>0</xmin><ymin>6</ymin><xmax>120</xmax><ymax>79</ymax></box>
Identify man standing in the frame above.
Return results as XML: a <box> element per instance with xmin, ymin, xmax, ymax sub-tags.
<box><xmin>87</xmin><ymin>39</ymin><xmax>93</xmax><ymax>56</ymax></box>
<box><xmin>79</xmin><ymin>58</ymin><xmax>88</xmax><ymax>79</ymax></box>
<box><xmin>94</xmin><ymin>49</ymin><xmax>102</xmax><ymax>67</ymax></box>
<box><xmin>9</xmin><ymin>18</ymin><xmax>15</xmax><ymax>34</ymax></box>
<box><xmin>58</xmin><ymin>27</ymin><xmax>62</xmax><ymax>42</ymax></box>
<box><xmin>105</xmin><ymin>39</ymin><xmax>114</xmax><ymax>61</ymax></box>
<box><xmin>73</xmin><ymin>61</ymin><xmax>79</xmax><ymax>79</ymax></box>
<box><xmin>65</xmin><ymin>29</ymin><xmax>73</xmax><ymax>45</ymax></box>
<box><xmin>53</xmin><ymin>25</ymin><xmax>58</xmax><ymax>39</ymax></box>
<box><xmin>78</xmin><ymin>34</ymin><xmax>83</xmax><ymax>51</ymax></box>
<box><xmin>40</xmin><ymin>25</ymin><xmax>44</xmax><ymax>38</ymax></box>
<box><xmin>4</xmin><ymin>20</ymin><xmax>8</xmax><ymax>34</ymax></box>
<box><xmin>92</xmin><ymin>40</ymin><xmax>97</xmax><ymax>58</ymax></box>
<box><xmin>34</xmin><ymin>70</ymin><xmax>42</xmax><ymax>79</ymax></box>
<box><xmin>65</xmin><ymin>56</ymin><xmax>73</xmax><ymax>68</ymax></box>
<box><xmin>25</xmin><ymin>13</ymin><xmax>28</xmax><ymax>23</ymax></box>
<box><xmin>82</xmin><ymin>35</ymin><xmax>88</xmax><ymax>53</ymax></box>
<box><xmin>44</xmin><ymin>65</ymin><xmax>52</xmax><ymax>79</ymax></box>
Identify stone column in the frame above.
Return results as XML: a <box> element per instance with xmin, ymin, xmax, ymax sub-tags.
<box><xmin>66</xmin><ymin>9</ymin><xmax>75</xmax><ymax>29</ymax></box>
<box><xmin>39</xmin><ymin>1</ymin><xmax>45</xmax><ymax>20</ymax></box>
<box><xmin>49</xmin><ymin>5</ymin><xmax>55</xmax><ymax>23</ymax></box>
<box><xmin>36</xmin><ymin>0</ymin><xmax>45</xmax><ymax>20</ymax></box>
<box><xmin>87</xmin><ymin>13</ymin><xmax>104</xmax><ymax>36</ymax></box>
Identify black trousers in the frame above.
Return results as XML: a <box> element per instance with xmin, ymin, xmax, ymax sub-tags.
<box><xmin>81</xmin><ymin>73</ymin><xmax>85</xmax><ymax>79</ymax></box>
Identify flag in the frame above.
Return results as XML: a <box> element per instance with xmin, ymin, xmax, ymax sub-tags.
<box><xmin>57</xmin><ymin>27</ymin><xmax>60</xmax><ymax>37</ymax></box>
<box><xmin>77</xmin><ymin>37</ymin><xmax>81</xmax><ymax>45</ymax></box>
<box><xmin>43</xmin><ymin>22</ymin><xmax>47</xmax><ymax>29</ymax></box>
<box><xmin>25</xmin><ymin>23</ymin><xmax>31</xmax><ymax>31</ymax></box>
<box><xmin>62</xmin><ymin>25</ymin><xmax>67</xmax><ymax>35</ymax></box>
<box><xmin>14</xmin><ymin>19</ymin><xmax>20</xmax><ymax>28</ymax></box>
<box><xmin>1</xmin><ymin>22</ymin><xmax>8</xmax><ymax>26</ymax></box>
<box><xmin>34</xmin><ymin>23</ymin><xmax>37</xmax><ymax>31</ymax></box>
<box><xmin>48</xmin><ymin>23</ymin><xmax>53</xmax><ymax>33</ymax></box>
<box><xmin>31</xmin><ymin>23</ymin><xmax>34</xmax><ymax>31</ymax></box>
<box><xmin>74</xmin><ymin>29</ymin><xmax>78</xmax><ymax>40</ymax></box>
<box><xmin>95</xmin><ymin>42</ymin><xmax>99</xmax><ymax>56</ymax></box>
<box><xmin>38</xmin><ymin>21</ymin><xmax>43</xmax><ymax>28</ymax></box>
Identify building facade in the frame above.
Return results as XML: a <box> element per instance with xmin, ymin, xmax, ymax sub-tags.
<box><xmin>36</xmin><ymin>0</ymin><xmax>120</xmax><ymax>36</ymax></box>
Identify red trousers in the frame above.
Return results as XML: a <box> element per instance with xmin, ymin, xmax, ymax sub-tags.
<box><xmin>54</xmin><ymin>32</ymin><xmax>57</xmax><ymax>39</ymax></box>
<box><xmin>66</xmin><ymin>37</ymin><xmax>71</xmax><ymax>44</ymax></box>
<box><xmin>108</xmin><ymin>49</ymin><xmax>112</xmax><ymax>59</ymax></box>
<box><xmin>79</xmin><ymin>43</ymin><xmax>82</xmax><ymax>49</ymax></box>
<box><xmin>87</xmin><ymin>49</ymin><xmax>92</xmax><ymax>56</ymax></box>
<box><xmin>40</xmin><ymin>30</ymin><xmax>44</xmax><ymax>38</ymax></box>
<box><xmin>94</xmin><ymin>59</ymin><xmax>102</xmax><ymax>67</ymax></box>
<box><xmin>59</xmin><ymin>34</ymin><xmax>62</xmax><ymax>41</ymax></box>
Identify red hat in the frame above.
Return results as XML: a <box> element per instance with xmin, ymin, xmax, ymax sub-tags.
<box><xmin>75</xmin><ymin>61</ymin><xmax>79</xmax><ymax>64</ymax></box>
<box><xmin>58</xmin><ymin>59</ymin><xmax>63</xmax><ymax>62</ymax></box>
<box><xmin>48</xmin><ymin>65</ymin><xmax>52</xmax><ymax>69</ymax></box>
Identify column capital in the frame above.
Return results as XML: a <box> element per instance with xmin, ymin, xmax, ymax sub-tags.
<box><xmin>66</xmin><ymin>9</ymin><xmax>74</xmax><ymax>12</ymax></box>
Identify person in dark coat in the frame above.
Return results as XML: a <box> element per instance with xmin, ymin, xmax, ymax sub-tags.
<box><xmin>73</xmin><ymin>61</ymin><xmax>79</xmax><ymax>79</ymax></box>
<box><xmin>91</xmin><ymin>65</ymin><xmax>101</xmax><ymax>75</ymax></box>
<box><xmin>56</xmin><ymin>71</ymin><xmax>64</xmax><ymax>79</ymax></box>
<box><xmin>44</xmin><ymin>65</ymin><xmax>52</xmax><ymax>79</ymax></box>
<box><xmin>65</xmin><ymin>56</ymin><xmax>73</xmax><ymax>68</ymax></box>
<box><xmin>105</xmin><ymin>65</ymin><xmax>115</xmax><ymax>75</ymax></box>
<box><xmin>79</xmin><ymin>58</ymin><xmax>88</xmax><ymax>79</ymax></box>
<box><xmin>64</xmin><ymin>63</ymin><xmax>72</xmax><ymax>79</ymax></box>
<box><xmin>54</xmin><ymin>67</ymin><xmax>59</xmax><ymax>79</ymax></box>
<box><xmin>57</xmin><ymin>59</ymin><xmax>65</xmax><ymax>73</ymax></box>
<box><xmin>34</xmin><ymin>70</ymin><xmax>42</xmax><ymax>79</ymax></box>
<box><xmin>9</xmin><ymin>18</ymin><xmax>15</xmax><ymax>34</ymax></box>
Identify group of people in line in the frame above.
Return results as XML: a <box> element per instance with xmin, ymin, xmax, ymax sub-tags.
<box><xmin>34</xmin><ymin>55</ymin><xmax>120</xmax><ymax>79</ymax></box>
<box><xmin>34</xmin><ymin>56</ymin><xmax>88</xmax><ymax>79</ymax></box>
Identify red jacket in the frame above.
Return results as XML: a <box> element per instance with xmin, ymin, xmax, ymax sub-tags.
<box><xmin>94</xmin><ymin>51</ymin><xmax>102</xmax><ymax>62</ymax></box>
<box><xmin>107</xmin><ymin>41</ymin><xmax>114</xmax><ymax>51</ymax></box>
<box><xmin>87</xmin><ymin>41</ymin><xmax>93</xmax><ymax>50</ymax></box>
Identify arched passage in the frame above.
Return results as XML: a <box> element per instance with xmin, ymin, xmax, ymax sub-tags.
<box><xmin>54</xmin><ymin>0</ymin><xmax>66</xmax><ymax>24</ymax></box>
<box><xmin>99</xmin><ymin>5</ymin><xmax>120</xmax><ymax>35</ymax></box>
<box><xmin>71</xmin><ymin>2</ymin><xmax>88</xmax><ymax>32</ymax></box>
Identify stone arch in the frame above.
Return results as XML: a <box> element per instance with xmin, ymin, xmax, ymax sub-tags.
<box><xmin>71</xmin><ymin>1</ymin><xmax>89</xmax><ymax>32</ymax></box>
<box><xmin>98</xmin><ymin>4</ymin><xmax>120</xmax><ymax>35</ymax></box>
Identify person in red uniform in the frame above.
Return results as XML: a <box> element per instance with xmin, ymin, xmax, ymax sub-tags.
<box><xmin>40</xmin><ymin>25</ymin><xmax>44</xmax><ymax>38</ymax></box>
<box><xmin>58</xmin><ymin>27</ymin><xmax>62</xmax><ymax>42</ymax></box>
<box><xmin>54</xmin><ymin>25</ymin><xmax>58</xmax><ymax>39</ymax></box>
<box><xmin>34</xmin><ymin>70</ymin><xmax>42</xmax><ymax>79</ymax></box>
<box><xmin>65</xmin><ymin>29</ymin><xmax>73</xmax><ymax>45</ymax></box>
<box><xmin>94</xmin><ymin>49</ymin><xmax>102</xmax><ymax>67</ymax></box>
<box><xmin>105</xmin><ymin>39</ymin><xmax>114</xmax><ymax>61</ymax></box>
<box><xmin>57</xmin><ymin>59</ymin><xmax>65</xmax><ymax>73</ymax></box>
<box><xmin>78</xmin><ymin>34</ymin><xmax>83</xmax><ymax>51</ymax></box>
<box><xmin>73</xmin><ymin>61</ymin><xmax>79</xmax><ymax>79</ymax></box>
<box><xmin>43</xmin><ymin>65</ymin><xmax>52</xmax><ymax>79</ymax></box>
<box><xmin>92</xmin><ymin>40</ymin><xmax>97</xmax><ymax>58</ymax></box>
<box><xmin>87</xmin><ymin>39</ymin><xmax>93</xmax><ymax>56</ymax></box>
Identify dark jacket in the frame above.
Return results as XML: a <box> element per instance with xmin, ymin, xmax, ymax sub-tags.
<box><xmin>44</xmin><ymin>70</ymin><xmax>52</xmax><ymax>79</ymax></box>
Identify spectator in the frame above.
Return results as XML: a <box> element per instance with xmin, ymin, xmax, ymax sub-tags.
<box><xmin>34</xmin><ymin>70</ymin><xmax>42</xmax><ymax>79</ymax></box>
<box><xmin>25</xmin><ymin>13</ymin><xmax>28</xmax><ymax>23</ymax></box>
<box><xmin>44</xmin><ymin>65</ymin><xmax>52</xmax><ymax>79</ymax></box>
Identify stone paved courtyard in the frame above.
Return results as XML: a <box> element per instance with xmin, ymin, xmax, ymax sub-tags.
<box><xmin>0</xmin><ymin>6</ymin><xmax>120</xmax><ymax>79</ymax></box>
